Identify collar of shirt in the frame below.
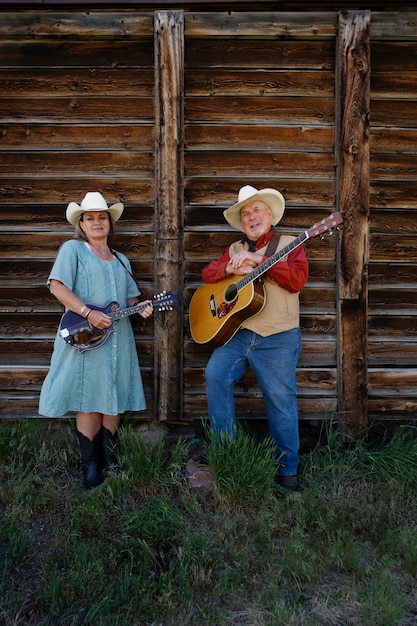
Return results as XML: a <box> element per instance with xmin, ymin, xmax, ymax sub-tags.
<box><xmin>241</xmin><ymin>228</ymin><xmax>274</xmax><ymax>252</ymax></box>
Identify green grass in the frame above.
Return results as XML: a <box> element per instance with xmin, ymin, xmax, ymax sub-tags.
<box><xmin>1</xmin><ymin>418</ymin><xmax>417</xmax><ymax>625</ymax></box>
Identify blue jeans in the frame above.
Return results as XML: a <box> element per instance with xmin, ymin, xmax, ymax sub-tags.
<box><xmin>205</xmin><ymin>327</ymin><xmax>301</xmax><ymax>475</ymax></box>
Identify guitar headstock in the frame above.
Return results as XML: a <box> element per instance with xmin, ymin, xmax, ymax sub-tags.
<box><xmin>306</xmin><ymin>212</ymin><xmax>343</xmax><ymax>239</ymax></box>
<box><xmin>153</xmin><ymin>290</ymin><xmax>179</xmax><ymax>311</ymax></box>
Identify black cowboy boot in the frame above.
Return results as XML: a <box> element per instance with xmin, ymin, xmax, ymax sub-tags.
<box><xmin>100</xmin><ymin>426</ymin><xmax>118</xmax><ymax>472</ymax></box>
<box><xmin>76</xmin><ymin>429</ymin><xmax>102</xmax><ymax>489</ymax></box>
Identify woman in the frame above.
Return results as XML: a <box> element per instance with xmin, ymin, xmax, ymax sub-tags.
<box><xmin>39</xmin><ymin>191</ymin><xmax>153</xmax><ymax>489</ymax></box>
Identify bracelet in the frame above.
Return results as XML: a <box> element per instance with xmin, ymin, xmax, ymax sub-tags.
<box><xmin>85</xmin><ymin>309</ymin><xmax>92</xmax><ymax>321</ymax></box>
<box><xmin>80</xmin><ymin>305</ymin><xmax>87</xmax><ymax>317</ymax></box>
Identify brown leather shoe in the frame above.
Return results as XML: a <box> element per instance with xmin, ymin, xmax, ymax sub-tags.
<box><xmin>277</xmin><ymin>474</ymin><xmax>298</xmax><ymax>492</ymax></box>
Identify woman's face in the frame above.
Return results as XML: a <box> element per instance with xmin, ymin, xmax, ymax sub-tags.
<box><xmin>79</xmin><ymin>211</ymin><xmax>110</xmax><ymax>241</ymax></box>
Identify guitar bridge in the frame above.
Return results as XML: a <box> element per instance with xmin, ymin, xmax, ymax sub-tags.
<box><xmin>209</xmin><ymin>294</ymin><xmax>216</xmax><ymax>318</ymax></box>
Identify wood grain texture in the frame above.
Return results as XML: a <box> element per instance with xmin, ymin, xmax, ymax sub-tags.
<box><xmin>0</xmin><ymin>7</ymin><xmax>416</xmax><ymax>431</ymax></box>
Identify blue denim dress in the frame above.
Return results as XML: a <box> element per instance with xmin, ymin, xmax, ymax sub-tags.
<box><xmin>39</xmin><ymin>239</ymin><xmax>146</xmax><ymax>417</ymax></box>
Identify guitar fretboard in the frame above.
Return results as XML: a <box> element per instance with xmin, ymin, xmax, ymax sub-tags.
<box><xmin>236</xmin><ymin>231</ymin><xmax>309</xmax><ymax>291</ymax></box>
<box><xmin>111</xmin><ymin>302</ymin><xmax>146</xmax><ymax>321</ymax></box>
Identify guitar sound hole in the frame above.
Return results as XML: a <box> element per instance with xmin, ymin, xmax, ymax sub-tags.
<box><xmin>224</xmin><ymin>283</ymin><xmax>238</xmax><ymax>303</ymax></box>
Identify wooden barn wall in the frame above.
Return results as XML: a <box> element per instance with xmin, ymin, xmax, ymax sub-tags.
<box><xmin>0</xmin><ymin>13</ymin><xmax>157</xmax><ymax>418</ymax></box>
<box><xmin>368</xmin><ymin>14</ymin><xmax>417</xmax><ymax>422</ymax></box>
<box><xmin>0</xmin><ymin>10</ymin><xmax>416</xmax><ymax>428</ymax></box>
<box><xmin>182</xmin><ymin>13</ymin><xmax>340</xmax><ymax>423</ymax></box>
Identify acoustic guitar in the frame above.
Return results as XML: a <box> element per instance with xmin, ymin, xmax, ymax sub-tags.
<box><xmin>59</xmin><ymin>290</ymin><xmax>178</xmax><ymax>353</ymax></box>
<box><xmin>189</xmin><ymin>213</ymin><xmax>343</xmax><ymax>348</ymax></box>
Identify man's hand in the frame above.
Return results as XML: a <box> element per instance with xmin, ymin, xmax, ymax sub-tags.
<box><xmin>226</xmin><ymin>251</ymin><xmax>263</xmax><ymax>275</ymax></box>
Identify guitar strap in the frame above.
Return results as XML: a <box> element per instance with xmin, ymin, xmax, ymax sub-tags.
<box><xmin>111</xmin><ymin>249</ymin><xmax>152</xmax><ymax>300</ymax></box>
<box><xmin>264</xmin><ymin>233</ymin><xmax>281</xmax><ymax>258</ymax></box>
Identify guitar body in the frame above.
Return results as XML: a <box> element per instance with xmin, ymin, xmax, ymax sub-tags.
<box><xmin>59</xmin><ymin>291</ymin><xmax>178</xmax><ymax>353</ymax></box>
<box><xmin>188</xmin><ymin>212</ymin><xmax>343</xmax><ymax>348</ymax></box>
<box><xmin>189</xmin><ymin>277</ymin><xmax>265</xmax><ymax>347</ymax></box>
<box><xmin>59</xmin><ymin>302</ymin><xmax>119</xmax><ymax>353</ymax></box>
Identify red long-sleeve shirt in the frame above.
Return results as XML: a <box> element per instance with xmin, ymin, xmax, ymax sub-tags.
<box><xmin>202</xmin><ymin>230</ymin><xmax>308</xmax><ymax>293</ymax></box>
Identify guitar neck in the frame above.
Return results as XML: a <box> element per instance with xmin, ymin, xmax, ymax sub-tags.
<box><xmin>111</xmin><ymin>301</ymin><xmax>148</xmax><ymax>322</ymax></box>
<box><xmin>237</xmin><ymin>231</ymin><xmax>309</xmax><ymax>290</ymax></box>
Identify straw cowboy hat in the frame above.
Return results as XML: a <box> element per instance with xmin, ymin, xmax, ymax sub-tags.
<box><xmin>66</xmin><ymin>192</ymin><xmax>124</xmax><ymax>226</ymax></box>
<box><xmin>223</xmin><ymin>185</ymin><xmax>285</xmax><ymax>232</ymax></box>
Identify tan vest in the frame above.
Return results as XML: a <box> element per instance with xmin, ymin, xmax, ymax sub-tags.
<box><xmin>229</xmin><ymin>235</ymin><xmax>300</xmax><ymax>337</ymax></box>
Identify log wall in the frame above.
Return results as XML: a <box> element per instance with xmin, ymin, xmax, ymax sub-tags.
<box><xmin>0</xmin><ymin>8</ymin><xmax>416</xmax><ymax>433</ymax></box>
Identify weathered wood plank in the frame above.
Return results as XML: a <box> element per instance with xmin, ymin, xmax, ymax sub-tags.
<box><xmin>185</xmin><ymin>39</ymin><xmax>335</xmax><ymax>68</ymax></box>
<box><xmin>184</xmin><ymin>151</ymin><xmax>335</xmax><ymax>177</ymax></box>
<box><xmin>371</xmin><ymin>13</ymin><xmax>417</xmax><ymax>40</ymax></box>
<box><xmin>336</xmin><ymin>10</ymin><xmax>370</xmax><ymax>438</ymax></box>
<box><xmin>369</xmin><ymin>287</ymin><xmax>417</xmax><ymax>311</ymax></box>
<box><xmin>371</xmin><ymin>72</ymin><xmax>417</xmax><ymax>99</ymax></box>
<box><xmin>370</xmin><ymin>181</ymin><xmax>417</xmax><ymax>208</ymax></box>
<box><xmin>371</xmin><ymin>100</ymin><xmax>417</xmax><ymax>128</ymax></box>
<box><xmin>184</xmin><ymin>178</ymin><xmax>336</xmax><ymax>206</ymax></box>
<box><xmin>368</xmin><ymin>368</ymin><xmax>417</xmax><ymax>395</ymax></box>
<box><xmin>0</xmin><ymin>178</ymin><xmax>155</xmax><ymax>205</ymax></box>
<box><xmin>369</xmin><ymin>340</ymin><xmax>417</xmax><ymax>365</ymax></box>
<box><xmin>367</xmin><ymin>398</ymin><xmax>417</xmax><ymax>419</ymax></box>
<box><xmin>370</xmin><ymin>128</ymin><xmax>417</xmax><ymax>153</ymax></box>
<box><xmin>369</xmin><ymin>262</ymin><xmax>417</xmax><ymax>284</ymax></box>
<box><xmin>0</xmin><ymin>41</ymin><xmax>153</xmax><ymax>67</ymax></box>
<box><xmin>371</xmin><ymin>41</ymin><xmax>417</xmax><ymax>70</ymax></box>
<box><xmin>0</xmin><ymin>12</ymin><xmax>154</xmax><ymax>38</ymax></box>
<box><xmin>185</xmin><ymin>69</ymin><xmax>335</xmax><ymax>96</ymax></box>
<box><xmin>0</xmin><ymin>124</ymin><xmax>154</xmax><ymax>150</ymax></box>
<box><xmin>185</xmin><ymin>124</ymin><xmax>334</xmax><ymax>151</ymax></box>
<box><xmin>369</xmin><ymin>211</ymin><xmax>417</xmax><ymax>235</ymax></box>
<box><xmin>369</xmin><ymin>234</ymin><xmax>417</xmax><ymax>261</ymax></box>
<box><xmin>0</xmin><ymin>97</ymin><xmax>154</xmax><ymax>121</ymax></box>
<box><xmin>0</xmin><ymin>68</ymin><xmax>154</xmax><ymax>97</ymax></box>
<box><xmin>371</xmin><ymin>154</ymin><xmax>417</xmax><ymax>178</ymax></box>
<box><xmin>368</xmin><ymin>315</ymin><xmax>417</xmax><ymax>336</ymax></box>
<box><xmin>184</xmin><ymin>12</ymin><xmax>338</xmax><ymax>39</ymax></box>
<box><xmin>0</xmin><ymin>151</ymin><xmax>154</xmax><ymax>176</ymax></box>
<box><xmin>154</xmin><ymin>10</ymin><xmax>184</xmax><ymax>421</ymax></box>
<box><xmin>185</xmin><ymin>96</ymin><xmax>334</xmax><ymax>124</ymax></box>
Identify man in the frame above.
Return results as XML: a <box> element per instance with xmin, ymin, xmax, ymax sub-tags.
<box><xmin>202</xmin><ymin>185</ymin><xmax>309</xmax><ymax>491</ymax></box>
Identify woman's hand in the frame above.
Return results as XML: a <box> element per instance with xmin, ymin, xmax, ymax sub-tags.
<box><xmin>139</xmin><ymin>300</ymin><xmax>153</xmax><ymax>319</ymax></box>
<box><xmin>85</xmin><ymin>309</ymin><xmax>112</xmax><ymax>329</ymax></box>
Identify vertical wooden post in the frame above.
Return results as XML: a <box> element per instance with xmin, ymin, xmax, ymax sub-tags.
<box><xmin>336</xmin><ymin>11</ymin><xmax>370</xmax><ymax>439</ymax></box>
<box><xmin>154</xmin><ymin>11</ymin><xmax>184</xmax><ymax>420</ymax></box>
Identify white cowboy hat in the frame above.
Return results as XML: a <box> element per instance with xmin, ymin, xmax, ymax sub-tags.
<box><xmin>66</xmin><ymin>191</ymin><xmax>124</xmax><ymax>226</ymax></box>
<box><xmin>223</xmin><ymin>185</ymin><xmax>285</xmax><ymax>232</ymax></box>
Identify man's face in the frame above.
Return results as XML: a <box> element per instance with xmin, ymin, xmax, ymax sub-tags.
<box><xmin>240</xmin><ymin>200</ymin><xmax>272</xmax><ymax>241</ymax></box>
